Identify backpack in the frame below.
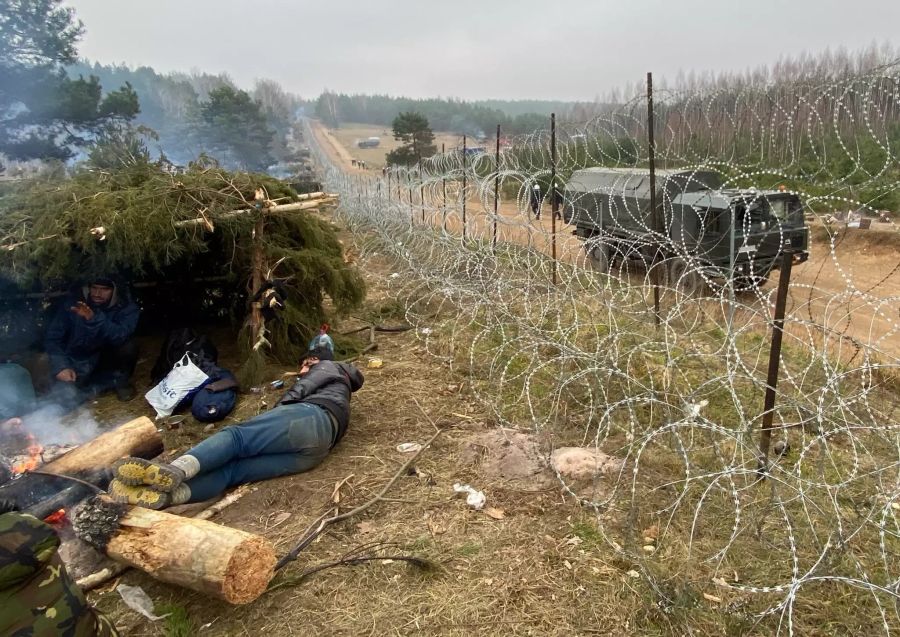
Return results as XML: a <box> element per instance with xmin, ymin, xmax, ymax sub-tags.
<box><xmin>150</xmin><ymin>328</ymin><xmax>219</xmax><ymax>383</ymax></box>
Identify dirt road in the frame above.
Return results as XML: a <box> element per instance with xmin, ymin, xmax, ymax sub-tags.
<box><xmin>315</xmin><ymin>118</ymin><xmax>900</xmax><ymax>359</ymax></box>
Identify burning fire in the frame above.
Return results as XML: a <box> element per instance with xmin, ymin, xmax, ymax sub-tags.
<box><xmin>12</xmin><ymin>432</ymin><xmax>43</xmax><ymax>474</ymax></box>
<box><xmin>43</xmin><ymin>509</ymin><xmax>67</xmax><ymax>525</ymax></box>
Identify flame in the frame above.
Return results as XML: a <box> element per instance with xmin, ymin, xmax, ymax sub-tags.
<box><xmin>44</xmin><ymin>509</ymin><xmax>67</xmax><ymax>525</ymax></box>
<box><xmin>12</xmin><ymin>433</ymin><xmax>43</xmax><ymax>474</ymax></box>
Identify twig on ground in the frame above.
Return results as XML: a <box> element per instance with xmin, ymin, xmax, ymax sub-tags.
<box><xmin>268</xmin><ymin>554</ymin><xmax>436</xmax><ymax>590</ymax></box>
<box><xmin>274</xmin><ymin>424</ymin><xmax>443</xmax><ymax>571</ymax></box>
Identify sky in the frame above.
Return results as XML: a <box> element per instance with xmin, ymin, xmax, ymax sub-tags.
<box><xmin>65</xmin><ymin>0</ymin><xmax>900</xmax><ymax>101</ymax></box>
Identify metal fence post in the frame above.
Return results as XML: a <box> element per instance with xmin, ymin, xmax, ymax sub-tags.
<box><xmin>442</xmin><ymin>143</ymin><xmax>447</xmax><ymax>232</ymax></box>
<box><xmin>493</xmin><ymin>124</ymin><xmax>501</xmax><ymax>253</ymax></box>
<box><xmin>407</xmin><ymin>170</ymin><xmax>413</xmax><ymax>224</ymax></box>
<box><xmin>758</xmin><ymin>250</ymin><xmax>796</xmax><ymax>475</ymax></box>
<box><xmin>550</xmin><ymin>113</ymin><xmax>558</xmax><ymax>286</ymax></box>
<box><xmin>462</xmin><ymin>135</ymin><xmax>467</xmax><ymax>241</ymax></box>
<box><xmin>647</xmin><ymin>72</ymin><xmax>661</xmax><ymax>327</ymax></box>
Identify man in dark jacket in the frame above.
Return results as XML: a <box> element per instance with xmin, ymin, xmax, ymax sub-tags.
<box><xmin>44</xmin><ymin>277</ymin><xmax>140</xmax><ymax>405</ymax></box>
<box><xmin>107</xmin><ymin>344</ymin><xmax>364</xmax><ymax>508</ymax></box>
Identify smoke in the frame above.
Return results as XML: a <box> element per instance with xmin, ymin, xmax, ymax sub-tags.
<box><xmin>20</xmin><ymin>403</ymin><xmax>103</xmax><ymax>447</ymax></box>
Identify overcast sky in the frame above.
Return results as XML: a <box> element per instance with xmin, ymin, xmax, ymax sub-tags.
<box><xmin>65</xmin><ymin>0</ymin><xmax>899</xmax><ymax>101</ymax></box>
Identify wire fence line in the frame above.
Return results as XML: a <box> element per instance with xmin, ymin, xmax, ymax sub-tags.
<box><xmin>304</xmin><ymin>63</ymin><xmax>900</xmax><ymax>633</ymax></box>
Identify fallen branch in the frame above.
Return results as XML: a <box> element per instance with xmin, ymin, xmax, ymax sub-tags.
<box><xmin>274</xmin><ymin>424</ymin><xmax>443</xmax><ymax>570</ymax></box>
<box><xmin>174</xmin><ymin>196</ymin><xmax>339</xmax><ymax>229</ymax></box>
<box><xmin>269</xmin><ymin>554</ymin><xmax>436</xmax><ymax>590</ymax></box>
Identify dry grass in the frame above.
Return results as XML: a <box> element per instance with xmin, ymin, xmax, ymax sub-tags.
<box><xmin>84</xmin><ymin>214</ymin><xmax>900</xmax><ymax>637</ymax></box>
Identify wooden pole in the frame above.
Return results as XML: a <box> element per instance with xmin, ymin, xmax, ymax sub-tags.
<box><xmin>250</xmin><ymin>210</ymin><xmax>266</xmax><ymax>350</ymax></box>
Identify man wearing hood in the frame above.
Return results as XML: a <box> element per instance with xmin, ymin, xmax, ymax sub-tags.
<box><xmin>44</xmin><ymin>277</ymin><xmax>140</xmax><ymax>405</ymax></box>
<box><xmin>107</xmin><ymin>342</ymin><xmax>364</xmax><ymax>508</ymax></box>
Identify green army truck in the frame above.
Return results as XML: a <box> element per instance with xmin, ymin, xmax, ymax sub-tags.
<box><xmin>561</xmin><ymin>167</ymin><xmax>809</xmax><ymax>291</ymax></box>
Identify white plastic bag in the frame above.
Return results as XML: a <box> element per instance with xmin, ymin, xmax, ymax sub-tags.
<box><xmin>144</xmin><ymin>354</ymin><xmax>209</xmax><ymax>418</ymax></box>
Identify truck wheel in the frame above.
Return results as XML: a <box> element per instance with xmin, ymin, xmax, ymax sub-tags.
<box><xmin>667</xmin><ymin>257</ymin><xmax>705</xmax><ymax>300</ymax></box>
<box><xmin>587</xmin><ymin>244</ymin><xmax>609</xmax><ymax>273</ymax></box>
<box><xmin>734</xmin><ymin>272</ymin><xmax>770</xmax><ymax>292</ymax></box>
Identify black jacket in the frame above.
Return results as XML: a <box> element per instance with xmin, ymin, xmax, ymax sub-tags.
<box><xmin>277</xmin><ymin>360</ymin><xmax>364</xmax><ymax>443</ymax></box>
<box><xmin>44</xmin><ymin>285</ymin><xmax>140</xmax><ymax>378</ymax></box>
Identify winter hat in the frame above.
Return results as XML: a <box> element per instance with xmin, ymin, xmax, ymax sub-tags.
<box><xmin>307</xmin><ymin>323</ymin><xmax>335</xmax><ymax>359</ymax></box>
<box><xmin>89</xmin><ymin>276</ymin><xmax>115</xmax><ymax>288</ymax></box>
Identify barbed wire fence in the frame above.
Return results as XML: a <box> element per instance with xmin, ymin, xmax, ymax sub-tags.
<box><xmin>305</xmin><ymin>63</ymin><xmax>900</xmax><ymax>633</ymax></box>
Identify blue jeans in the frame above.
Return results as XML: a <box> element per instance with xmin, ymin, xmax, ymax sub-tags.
<box><xmin>184</xmin><ymin>402</ymin><xmax>337</xmax><ymax>502</ymax></box>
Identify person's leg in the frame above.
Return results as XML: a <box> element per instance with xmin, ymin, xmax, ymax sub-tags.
<box><xmin>87</xmin><ymin>339</ymin><xmax>138</xmax><ymax>399</ymax></box>
<box><xmin>183</xmin><ymin>448</ymin><xmax>331</xmax><ymax>502</ymax></box>
<box><xmin>112</xmin><ymin>402</ymin><xmax>336</xmax><ymax>503</ymax></box>
<box><xmin>186</xmin><ymin>402</ymin><xmax>335</xmax><ymax>472</ymax></box>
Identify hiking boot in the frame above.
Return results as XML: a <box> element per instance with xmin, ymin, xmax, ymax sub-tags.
<box><xmin>115</xmin><ymin>384</ymin><xmax>136</xmax><ymax>402</ymax></box>
<box><xmin>107</xmin><ymin>479</ymin><xmax>170</xmax><ymax>509</ymax></box>
<box><xmin>112</xmin><ymin>457</ymin><xmax>185</xmax><ymax>492</ymax></box>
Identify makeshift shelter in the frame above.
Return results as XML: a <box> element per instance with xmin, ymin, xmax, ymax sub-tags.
<box><xmin>0</xmin><ymin>158</ymin><xmax>365</xmax><ymax>379</ymax></box>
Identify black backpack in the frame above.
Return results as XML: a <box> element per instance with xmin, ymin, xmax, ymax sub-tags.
<box><xmin>150</xmin><ymin>328</ymin><xmax>219</xmax><ymax>383</ymax></box>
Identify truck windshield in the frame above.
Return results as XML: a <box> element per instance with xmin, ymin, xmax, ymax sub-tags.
<box><xmin>767</xmin><ymin>196</ymin><xmax>803</xmax><ymax>222</ymax></box>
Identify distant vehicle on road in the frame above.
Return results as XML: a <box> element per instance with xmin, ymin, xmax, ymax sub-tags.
<box><xmin>562</xmin><ymin>167</ymin><xmax>809</xmax><ymax>291</ymax></box>
<box><xmin>357</xmin><ymin>137</ymin><xmax>381</xmax><ymax>149</ymax></box>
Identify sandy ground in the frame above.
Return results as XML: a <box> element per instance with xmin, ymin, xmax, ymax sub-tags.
<box><xmin>308</xmin><ymin>119</ymin><xmax>468</xmax><ymax>173</ymax></box>
<box><xmin>318</xmin><ymin>122</ymin><xmax>900</xmax><ymax>360</ymax></box>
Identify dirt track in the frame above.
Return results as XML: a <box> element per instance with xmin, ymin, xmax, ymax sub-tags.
<box><xmin>314</xmin><ymin>119</ymin><xmax>900</xmax><ymax>359</ymax></box>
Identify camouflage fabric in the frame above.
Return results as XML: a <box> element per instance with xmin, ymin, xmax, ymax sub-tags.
<box><xmin>0</xmin><ymin>511</ymin><xmax>118</xmax><ymax>637</ymax></box>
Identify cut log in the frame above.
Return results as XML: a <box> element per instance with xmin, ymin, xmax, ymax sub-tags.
<box><xmin>43</xmin><ymin>416</ymin><xmax>162</xmax><ymax>477</ymax></box>
<box><xmin>101</xmin><ymin>499</ymin><xmax>275</xmax><ymax>604</ymax></box>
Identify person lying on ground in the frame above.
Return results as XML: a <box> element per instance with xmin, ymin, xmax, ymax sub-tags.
<box><xmin>44</xmin><ymin>276</ymin><xmax>140</xmax><ymax>406</ymax></box>
<box><xmin>107</xmin><ymin>343</ymin><xmax>364</xmax><ymax>509</ymax></box>
<box><xmin>0</xmin><ymin>500</ymin><xmax>119</xmax><ymax>636</ymax></box>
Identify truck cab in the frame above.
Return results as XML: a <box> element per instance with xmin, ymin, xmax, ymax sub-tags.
<box><xmin>562</xmin><ymin>167</ymin><xmax>809</xmax><ymax>290</ymax></box>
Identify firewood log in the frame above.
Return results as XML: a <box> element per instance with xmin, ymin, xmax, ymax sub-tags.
<box><xmin>43</xmin><ymin>416</ymin><xmax>162</xmax><ymax>476</ymax></box>
<box><xmin>92</xmin><ymin>497</ymin><xmax>275</xmax><ymax>604</ymax></box>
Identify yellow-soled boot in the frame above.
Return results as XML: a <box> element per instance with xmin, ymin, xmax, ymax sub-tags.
<box><xmin>107</xmin><ymin>479</ymin><xmax>170</xmax><ymax>510</ymax></box>
<box><xmin>112</xmin><ymin>457</ymin><xmax>184</xmax><ymax>492</ymax></box>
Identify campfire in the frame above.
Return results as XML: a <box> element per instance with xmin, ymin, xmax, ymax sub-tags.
<box><xmin>1</xmin><ymin>417</ymin><xmax>78</xmax><ymax>482</ymax></box>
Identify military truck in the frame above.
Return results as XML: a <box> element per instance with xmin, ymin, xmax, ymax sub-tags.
<box><xmin>561</xmin><ymin>167</ymin><xmax>809</xmax><ymax>291</ymax></box>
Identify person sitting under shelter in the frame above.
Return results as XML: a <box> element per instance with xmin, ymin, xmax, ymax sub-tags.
<box><xmin>44</xmin><ymin>276</ymin><xmax>140</xmax><ymax>406</ymax></box>
<box><xmin>108</xmin><ymin>342</ymin><xmax>364</xmax><ymax>509</ymax></box>
<box><xmin>0</xmin><ymin>362</ymin><xmax>35</xmax><ymax>428</ymax></box>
